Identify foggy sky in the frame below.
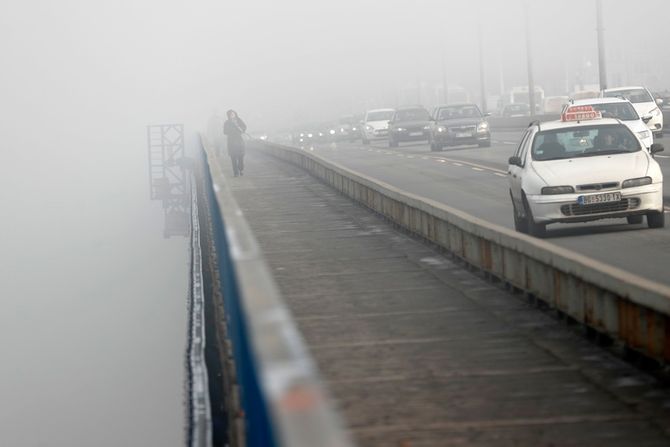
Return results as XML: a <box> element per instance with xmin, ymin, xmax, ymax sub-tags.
<box><xmin>2</xmin><ymin>0</ymin><xmax>669</xmax><ymax>136</ymax></box>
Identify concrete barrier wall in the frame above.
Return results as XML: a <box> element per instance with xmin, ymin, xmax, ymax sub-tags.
<box><xmin>258</xmin><ymin>141</ymin><xmax>670</xmax><ymax>364</ymax></box>
<box><xmin>197</xmin><ymin>137</ymin><xmax>354</xmax><ymax>447</ymax></box>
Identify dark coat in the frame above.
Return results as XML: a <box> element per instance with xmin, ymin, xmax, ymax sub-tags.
<box><xmin>223</xmin><ymin>117</ymin><xmax>247</xmax><ymax>155</ymax></box>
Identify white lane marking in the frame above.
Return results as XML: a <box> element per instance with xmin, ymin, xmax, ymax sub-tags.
<box><xmin>437</xmin><ymin>159</ymin><xmax>446</xmax><ymax>163</ymax></box>
<box><xmin>656</xmin><ymin>154</ymin><xmax>670</xmax><ymax>158</ymax></box>
<box><xmin>407</xmin><ymin>155</ymin><xmax>415</xmax><ymax>159</ymax></box>
<box><xmin>471</xmin><ymin>167</ymin><xmax>484</xmax><ymax>172</ymax></box>
<box><xmin>665</xmin><ymin>206</ymin><xmax>670</xmax><ymax>213</ymax></box>
<box><xmin>453</xmin><ymin>162</ymin><xmax>463</xmax><ymax>167</ymax></box>
<box><xmin>434</xmin><ymin>156</ymin><xmax>507</xmax><ymax>174</ymax></box>
<box><xmin>495</xmin><ymin>173</ymin><xmax>507</xmax><ymax>177</ymax></box>
<box><xmin>421</xmin><ymin>156</ymin><xmax>429</xmax><ymax>160</ymax></box>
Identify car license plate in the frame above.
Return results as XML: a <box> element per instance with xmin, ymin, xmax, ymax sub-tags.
<box><xmin>410</xmin><ymin>131</ymin><xmax>423</xmax><ymax>136</ymax></box>
<box><xmin>577</xmin><ymin>192</ymin><xmax>621</xmax><ymax>205</ymax></box>
<box><xmin>455</xmin><ymin>132</ymin><xmax>472</xmax><ymax>138</ymax></box>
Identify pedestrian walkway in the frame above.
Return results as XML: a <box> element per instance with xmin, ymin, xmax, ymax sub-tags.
<box><xmin>223</xmin><ymin>148</ymin><xmax>670</xmax><ymax>446</ymax></box>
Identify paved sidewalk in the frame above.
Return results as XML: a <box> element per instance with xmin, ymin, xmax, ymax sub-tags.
<box><xmin>224</xmin><ymin>148</ymin><xmax>670</xmax><ymax>446</ymax></box>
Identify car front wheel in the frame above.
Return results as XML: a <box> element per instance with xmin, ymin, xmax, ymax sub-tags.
<box><xmin>523</xmin><ymin>196</ymin><xmax>546</xmax><ymax>237</ymax></box>
<box><xmin>647</xmin><ymin>211</ymin><xmax>665</xmax><ymax>228</ymax></box>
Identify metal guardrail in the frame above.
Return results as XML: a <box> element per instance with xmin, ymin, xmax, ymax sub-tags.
<box><xmin>258</xmin><ymin>141</ymin><xmax>670</xmax><ymax>365</ymax></box>
<box><xmin>187</xmin><ymin>176</ymin><xmax>213</xmax><ymax>447</ymax></box>
<box><xmin>195</xmin><ymin>136</ymin><xmax>354</xmax><ymax>447</ymax></box>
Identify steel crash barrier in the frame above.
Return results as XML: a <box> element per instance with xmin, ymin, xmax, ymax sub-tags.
<box><xmin>195</xmin><ymin>136</ymin><xmax>354</xmax><ymax>447</ymax></box>
<box><xmin>257</xmin><ymin>141</ymin><xmax>670</xmax><ymax>365</ymax></box>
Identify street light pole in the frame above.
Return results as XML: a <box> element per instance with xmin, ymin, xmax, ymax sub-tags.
<box><xmin>478</xmin><ymin>23</ymin><xmax>487</xmax><ymax>114</ymax></box>
<box><xmin>442</xmin><ymin>55</ymin><xmax>448</xmax><ymax>104</ymax></box>
<box><xmin>596</xmin><ymin>0</ymin><xmax>607</xmax><ymax>90</ymax></box>
<box><xmin>524</xmin><ymin>0</ymin><xmax>536</xmax><ymax>119</ymax></box>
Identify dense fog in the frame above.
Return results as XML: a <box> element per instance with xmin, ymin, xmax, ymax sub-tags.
<box><xmin>2</xmin><ymin>1</ymin><xmax>669</xmax><ymax>445</ymax></box>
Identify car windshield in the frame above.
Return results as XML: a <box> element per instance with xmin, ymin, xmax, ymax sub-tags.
<box><xmin>366</xmin><ymin>111</ymin><xmax>394</xmax><ymax>121</ymax></box>
<box><xmin>603</xmin><ymin>89</ymin><xmax>653</xmax><ymax>104</ymax></box>
<box><xmin>438</xmin><ymin>105</ymin><xmax>481</xmax><ymax>120</ymax></box>
<box><xmin>532</xmin><ymin>124</ymin><xmax>641</xmax><ymax>161</ymax></box>
<box><xmin>585</xmin><ymin>102</ymin><xmax>639</xmax><ymax>120</ymax></box>
<box><xmin>395</xmin><ymin>108</ymin><xmax>430</xmax><ymax>121</ymax></box>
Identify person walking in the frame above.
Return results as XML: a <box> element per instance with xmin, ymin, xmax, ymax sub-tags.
<box><xmin>223</xmin><ymin>109</ymin><xmax>247</xmax><ymax>177</ymax></box>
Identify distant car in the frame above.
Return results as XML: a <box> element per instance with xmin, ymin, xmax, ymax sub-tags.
<box><xmin>338</xmin><ymin>115</ymin><xmax>362</xmax><ymax>142</ymax></box>
<box><xmin>567</xmin><ymin>97</ymin><xmax>653</xmax><ymax>149</ymax></box>
<box><xmin>508</xmin><ymin>104</ymin><xmax>664</xmax><ymax>237</ymax></box>
<box><xmin>361</xmin><ymin>108</ymin><xmax>395</xmax><ymax>144</ymax></box>
<box><xmin>501</xmin><ymin>103</ymin><xmax>531</xmax><ymax>118</ymax></box>
<box><xmin>388</xmin><ymin>106</ymin><xmax>431</xmax><ymax>147</ymax></box>
<box><xmin>428</xmin><ymin>104</ymin><xmax>490</xmax><ymax>151</ymax></box>
<box><xmin>603</xmin><ymin>86</ymin><xmax>663</xmax><ymax>137</ymax></box>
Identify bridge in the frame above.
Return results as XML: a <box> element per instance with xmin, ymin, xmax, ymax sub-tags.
<box><xmin>188</xmin><ymin>126</ymin><xmax>670</xmax><ymax>446</ymax></box>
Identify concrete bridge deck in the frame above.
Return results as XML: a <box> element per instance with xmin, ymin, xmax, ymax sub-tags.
<box><xmin>221</xmin><ymin>148</ymin><xmax>670</xmax><ymax>446</ymax></box>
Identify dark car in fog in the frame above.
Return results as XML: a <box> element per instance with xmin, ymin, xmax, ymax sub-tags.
<box><xmin>388</xmin><ymin>106</ymin><xmax>431</xmax><ymax>147</ymax></box>
<box><xmin>428</xmin><ymin>104</ymin><xmax>491</xmax><ymax>150</ymax></box>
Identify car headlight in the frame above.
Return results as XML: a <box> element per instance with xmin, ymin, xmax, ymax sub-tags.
<box><xmin>637</xmin><ymin>130</ymin><xmax>651</xmax><ymax>140</ymax></box>
<box><xmin>366</xmin><ymin>125</ymin><xmax>373</xmax><ymax>131</ymax></box>
<box><xmin>423</xmin><ymin>125</ymin><xmax>430</xmax><ymax>130</ymax></box>
<box><xmin>352</xmin><ymin>127</ymin><xmax>357</xmax><ymax>131</ymax></box>
<box><xmin>477</xmin><ymin>122</ymin><xmax>489</xmax><ymax>132</ymax></box>
<box><xmin>299</xmin><ymin>133</ymin><xmax>305</xmax><ymax>137</ymax></box>
<box><xmin>622</xmin><ymin>176</ymin><xmax>652</xmax><ymax>188</ymax></box>
<box><xmin>329</xmin><ymin>129</ymin><xmax>336</xmax><ymax>135</ymax></box>
<box><xmin>652</xmin><ymin>108</ymin><xmax>661</xmax><ymax>117</ymax></box>
<box><xmin>307</xmin><ymin>133</ymin><xmax>313</xmax><ymax>138</ymax></box>
<box><xmin>395</xmin><ymin>127</ymin><xmax>406</xmax><ymax>132</ymax></box>
<box><xmin>437</xmin><ymin>126</ymin><xmax>446</xmax><ymax>133</ymax></box>
<box><xmin>541</xmin><ymin>185</ymin><xmax>575</xmax><ymax>195</ymax></box>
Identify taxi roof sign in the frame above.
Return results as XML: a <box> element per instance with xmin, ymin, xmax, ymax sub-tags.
<box><xmin>561</xmin><ymin>105</ymin><xmax>602</xmax><ymax>122</ymax></box>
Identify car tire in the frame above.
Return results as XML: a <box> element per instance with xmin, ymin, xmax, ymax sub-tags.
<box><xmin>523</xmin><ymin>196</ymin><xmax>546</xmax><ymax>237</ymax></box>
<box><xmin>511</xmin><ymin>192</ymin><xmax>528</xmax><ymax>234</ymax></box>
<box><xmin>478</xmin><ymin>140</ymin><xmax>491</xmax><ymax>148</ymax></box>
<box><xmin>627</xmin><ymin>215</ymin><xmax>643</xmax><ymax>225</ymax></box>
<box><xmin>647</xmin><ymin>211</ymin><xmax>665</xmax><ymax>228</ymax></box>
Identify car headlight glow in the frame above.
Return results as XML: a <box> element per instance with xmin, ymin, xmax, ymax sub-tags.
<box><xmin>352</xmin><ymin>127</ymin><xmax>357</xmax><ymax>131</ymax></box>
<box><xmin>477</xmin><ymin>122</ymin><xmax>489</xmax><ymax>131</ymax></box>
<box><xmin>652</xmin><ymin>108</ymin><xmax>661</xmax><ymax>117</ymax></box>
<box><xmin>366</xmin><ymin>125</ymin><xmax>373</xmax><ymax>131</ymax></box>
<box><xmin>437</xmin><ymin>126</ymin><xmax>446</xmax><ymax>133</ymax></box>
<box><xmin>423</xmin><ymin>125</ymin><xmax>430</xmax><ymax>130</ymax></box>
<box><xmin>541</xmin><ymin>185</ymin><xmax>575</xmax><ymax>195</ymax></box>
<box><xmin>637</xmin><ymin>130</ymin><xmax>651</xmax><ymax>140</ymax></box>
<box><xmin>395</xmin><ymin>127</ymin><xmax>406</xmax><ymax>132</ymax></box>
<box><xmin>622</xmin><ymin>176</ymin><xmax>652</xmax><ymax>188</ymax></box>
<box><xmin>329</xmin><ymin>129</ymin><xmax>336</xmax><ymax>135</ymax></box>
<box><xmin>307</xmin><ymin>133</ymin><xmax>313</xmax><ymax>138</ymax></box>
<box><xmin>299</xmin><ymin>133</ymin><xmax>304</xmax><ymax>137</ymax></box>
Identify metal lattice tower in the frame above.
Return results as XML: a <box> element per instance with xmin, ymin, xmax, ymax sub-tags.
<box><xmin>147</xmin><ymin>124</ymin><xmax>190</xmax><ymax>238</ymax></box>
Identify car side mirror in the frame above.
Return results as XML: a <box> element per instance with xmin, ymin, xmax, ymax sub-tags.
<box><xmin>651</xmin><ymin>143</ymin><xmax>664</xmax><ymax>154</ymax></box>
<box><xmin>641</xmin><ymin>114</ymin><xmax>653</xmax><ymax>123</ymax></box>
<box><xmin>508</xmin><ymin>156</ymin><xmax>522</xmax><ymax>166</ymax></box>
<box><xmin>656</xmin><ymin>98</ymin><xmax>664</xmax><ymax>106</ymax></box>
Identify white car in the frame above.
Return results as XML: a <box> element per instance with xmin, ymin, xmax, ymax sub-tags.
<box><xmin>603</xmin><ymin>86</ymin><xmax>664</xmax><ymax>137</ymax></box>
<box><xmin>361</xmin><ymin>108</ymin><xmax>395</xmax><ymax>144</ymax></box>
<box><xmin>568</xmin><ymin>97</ymin><xmax>653</xmax><ymax>149</ymax></box>
<box><xmin>508</xmin><ymin>105</ymin><xmax>665</xmax><ymax>237</ymax></box>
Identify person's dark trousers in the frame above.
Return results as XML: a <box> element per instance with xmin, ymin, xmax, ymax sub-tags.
<box><xmin>230</xmin><ymin>154</ymin><xmax>244</xmax><ymax>176</ymax></box>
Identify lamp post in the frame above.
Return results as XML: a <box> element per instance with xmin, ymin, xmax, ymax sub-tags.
<box><xmin>523</xmin><ymin>0</ymin><xmax>536</xmax><ymax>119</ymax></box>
<box><xmin>596</xmin><ymin>0</ymin><xmax>607</xmax><ymax>90</ymax></box>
